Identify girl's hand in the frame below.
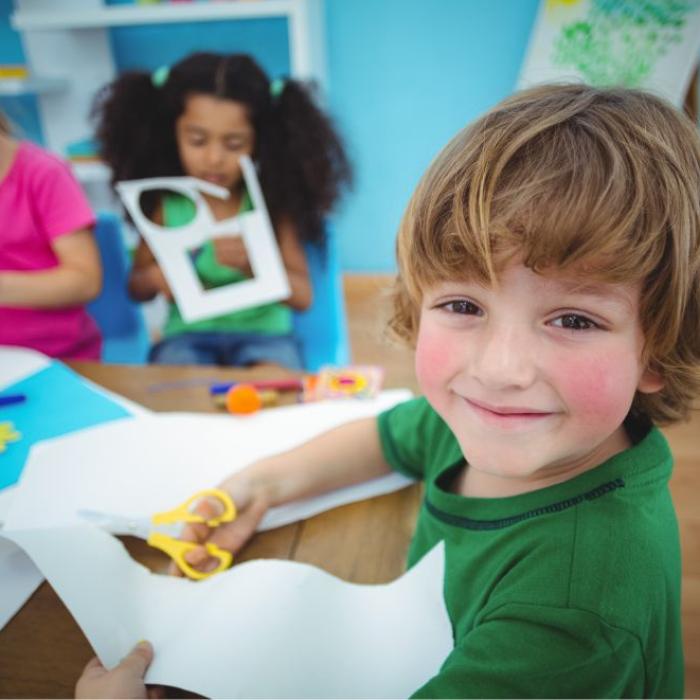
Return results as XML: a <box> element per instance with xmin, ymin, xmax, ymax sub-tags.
<box><xmin>212</xmin><ymin>236</ymin><xmax>251</xmax><ymax>273</ymax></box>
<box><xmin>169</xmin><ymin>471</ymin><xmax>271</xmax><ymax>577</ymax></box>
<box><xmin>128</xmin><ymin>239</ymin><xmax>174</xmax><ymax>303</ymax></box>
<box><xmin>147</xmin><ymin>264</ymin><xmax>174</xmax><ymax>302</ymax></box>
<box><xmin>75</xmin><ymin>641</ymin><xmax>163</xmax><ymax>699</ymax></box>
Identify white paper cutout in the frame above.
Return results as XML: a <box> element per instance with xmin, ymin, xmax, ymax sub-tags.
<box><xmin>116</xmin><ymin>156</ymin><xmax>290</xmax><ymax>323</ymax></box>
<box><xmin>7</xmin><ymin>525</ymin><xmax>452</xmax><ymax>699</ymax></box>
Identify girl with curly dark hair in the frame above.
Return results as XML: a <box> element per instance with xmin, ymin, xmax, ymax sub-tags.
<box><xmin>92</xmin><ymin>52</ymin><xmax>352</xmax><ymax>368</ymax></box>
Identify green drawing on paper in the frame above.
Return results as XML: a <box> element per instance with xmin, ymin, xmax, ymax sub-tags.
<box><xmin>552</xmin><ymin>0</ymin><xmax>700</xmax><ymax>87</ymax></box>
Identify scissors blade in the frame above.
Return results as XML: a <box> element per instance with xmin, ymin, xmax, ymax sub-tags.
<box><xmin>76</xmin><ymin>508</ymin><xmax>154</xmax><ymax>538</ymax></box>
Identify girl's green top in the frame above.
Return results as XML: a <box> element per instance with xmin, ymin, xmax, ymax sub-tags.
<box><xmin>162</xmin><ymin>192</ymin><xmax>292</xmax><ymax>337</ymax></box>
<box><xmin>378</xmin><ymin>397</ymin><xmax>684</xmax><ymax>698</ymax></box>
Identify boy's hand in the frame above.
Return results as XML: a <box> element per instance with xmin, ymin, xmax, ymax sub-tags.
<box><xmin>170</xmin><ymin>472</ymin><xmax>270</xmax><ymax>577</ymax></box>
<box><xmin>75</xmin><ymin>641</ymin><xmax>163</xmax><ymax>699</ymax></box>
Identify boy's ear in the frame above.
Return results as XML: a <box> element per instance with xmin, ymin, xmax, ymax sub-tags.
<box><xmin>637</xmin><ymin>367</ymin><xmax>664</xmax><ymax>394</ymax></box>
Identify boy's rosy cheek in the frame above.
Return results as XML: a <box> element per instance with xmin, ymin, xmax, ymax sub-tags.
<box><xmin>415</xmin><ymin>329</ymin><xmax>454</xmax><ymax>387</ymax></box>
<box><xmin>554</xmin><ymin>355</ymin><xmax>636</xmax><ymax>423</ymax></box>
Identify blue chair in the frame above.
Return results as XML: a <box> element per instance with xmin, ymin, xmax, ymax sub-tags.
<box><xmin>88</xmin><ymin>212</ymin><xmax>150</xmax><ymax>364</ymax></box>
<box><xmin>294</xmin><ymin>227</ymin><xmax>350</xmax><ymax>371</ymax></box>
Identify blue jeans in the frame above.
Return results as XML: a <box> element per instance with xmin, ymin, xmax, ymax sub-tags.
<box><xmin>148</xmin><ymin>331</ymin><xmax>304</xmax><ymax>369</ymax></box>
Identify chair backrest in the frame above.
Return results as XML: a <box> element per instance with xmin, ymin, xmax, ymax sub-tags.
<box><xmin>87</xmin><ymin>212</ymin><xmax>150</xmax><ymax>364</ymax></box>
<box><xmin>293</xmin><ymin>227</ymin><xmax>350</xmax><ymax>372</ymax></box>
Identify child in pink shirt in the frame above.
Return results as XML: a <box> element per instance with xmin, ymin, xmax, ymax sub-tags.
<box><xmin>0</xmin><ymin>112</ymin><xmax>102</xmax><ymax>360</ymax></box>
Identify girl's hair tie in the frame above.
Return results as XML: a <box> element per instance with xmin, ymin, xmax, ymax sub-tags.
<box><xmin>269</xmin><ymin>78</ymin><xmax>286</xmax><ymax>99</ymax></box>
<box><xmin>151</xmin><ymin>65</ymin><xmax>170</xmax><ymax>88</ymax></box>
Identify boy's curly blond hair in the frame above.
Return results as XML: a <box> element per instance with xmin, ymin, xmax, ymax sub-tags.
<box><xmin>391</xmin><ymin>83</ymin><xmax>700</xmax><ymax>425</ymax></box>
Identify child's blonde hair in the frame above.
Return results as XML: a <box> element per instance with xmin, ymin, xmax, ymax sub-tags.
<box><xmin>392</xmin><ymin>83</ymin><xmax>700</xmax><ymax>425</ymax></box>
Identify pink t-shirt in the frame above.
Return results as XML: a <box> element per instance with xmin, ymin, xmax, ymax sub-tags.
<box><xmin>0</xmin><ymin>141</ymin><xmax>101</xmax><ymax>360</ymax></box>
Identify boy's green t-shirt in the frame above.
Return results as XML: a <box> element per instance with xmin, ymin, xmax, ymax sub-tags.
<box><xmin>162</xmin><ymin>192</ymin><xmax>292</xmax><ymax>337</ymax></box>
<box><xmin>378</xmin><ymin>397</ymin><xmax>684</xmax><ymax>698</ymax></box>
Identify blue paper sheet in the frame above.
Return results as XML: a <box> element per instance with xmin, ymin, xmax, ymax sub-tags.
<box><xmin>0</xmin><ymin>362</ymin><xmax>132</xmax><ymax>489</ymax></box>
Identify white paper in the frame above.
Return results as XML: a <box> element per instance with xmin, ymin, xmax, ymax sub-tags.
<box><xmin>0</xmin><ymin>535</ymin><xmax>44</xmax><ymax>630</ymax></box>
<box><xmin>0</xmin><ymin>346</ymin><xmax>150</xmax><ymax>630</ymax></box>
<box><xmin>116</xmin><ymin>157</ymin><xmax>291</xmax><ymax>323</ymax></box>
<box><xmin>0</xmin><ymin>483</ymin><xmax>35</xmax><ymax>632</ymax></box>
<box><xmin>0</xmin><ymin>345</ymin><xmax>50</xmax><ymax>386</ymax></box>
<box><xmin>4</xmin><ymin>391</ymin><xmax>414</xmax><ymax>533</ymax></box>
<box><xmin>0</xmin><ymin>484</ymin><xmax>14</xmax><ymax>524</ymax></box>
<box><xmin>2</xmin><ymin>389</ymin><xmax>452</xmax><ymax>697</ymax></box>
<box><xmin>518</xmin><ymin>0</ymin><xmax>700</xmax><ymax>107</ymax></box>
<box><xmin>7</xmin><ymin>526</ymin><xmax>451</xmax><ymax>698</ymax></box>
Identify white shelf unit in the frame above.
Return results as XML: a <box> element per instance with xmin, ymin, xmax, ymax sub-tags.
<box><xmin>11</xmin><ymin>0</ymin><xmax>325</xmax><ymax>81</ymax></box>
<box><xmin>70</xmin><ymin>160</ymin><xmax>112</xmax><ymax>183</ymax></box>
<box><xmin>12</xmin><ymin>1</ymin><xmax>298</xmax><ymax>29</ymax></box>
<box><xmin>0</xmin><ymin>76</ymin><xmax>68</xmax><ymax>96</ymax></box>
<box><xmin>11</xmin><ymin>0</ymin><xmax>327</xmax><ymax>189</ymax></box>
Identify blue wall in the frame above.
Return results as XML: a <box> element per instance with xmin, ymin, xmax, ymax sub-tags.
<box><xmin>325</xmin><ymin>0</ymin><xmax>539</xmax><ymax>271</ymax></box>
<box><xmin>1</xmin><ymin>0</ymin><xmax>541</xmax><ymax>272</ymax></box>
<box><xmin>109</xmin><ymin>17</ymin><xmax>290</xmax><ymax>77</ymax></box>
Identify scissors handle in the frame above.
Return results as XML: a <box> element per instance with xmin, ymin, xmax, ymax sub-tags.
<box><xmin>152</xmin><ymin>488</ymin><xmax>236</xmax><ymax>527</ymax></box>
<box><xmin>147</xmin><ymin>532</ymin><xmax>233</xmax><ymax>581</ymax></box>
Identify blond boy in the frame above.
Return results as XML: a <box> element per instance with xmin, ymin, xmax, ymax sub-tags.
<box><xmin>78</xmin><ymin>84</ymin><xmax>700</xmax><ymax>698</ymax></box>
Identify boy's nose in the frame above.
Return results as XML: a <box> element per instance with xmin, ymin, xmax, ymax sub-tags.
<box><xmin>469</xmin><ymin>323</ymin><xmax>537</xmax><ymax>390</ymax></box>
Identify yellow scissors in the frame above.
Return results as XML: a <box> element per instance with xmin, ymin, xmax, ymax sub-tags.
<box><xmin>78</xmin><ymin>488</ymin><xmax>236</xmax><ymax>580</ymax></box>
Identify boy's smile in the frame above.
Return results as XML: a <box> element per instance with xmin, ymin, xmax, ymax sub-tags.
<box><xmin>415</xmin><ymin>261</ymin><xmax>663</xmax><ymax>498</ymax></box>
<box><xmin>461</xmin><ymin>395</ymin><xmax>557</xmax><ymax>429</ymax></box>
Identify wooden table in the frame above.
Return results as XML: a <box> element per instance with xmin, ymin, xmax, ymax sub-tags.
<box><xmin>0</xmin><ymin>362</ymin><xmax>421</xmax><ymax>699</ymax></box>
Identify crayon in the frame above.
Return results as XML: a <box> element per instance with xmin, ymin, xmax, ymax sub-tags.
<box><xmin>0</xmin><ymin>394</ymin><xmax>26</xmax><ymax>408</ymax></box>
<box><xmin>210</xmin><ymin>378</ymin><xmax>304</xmax><ymax>395</ymax></box>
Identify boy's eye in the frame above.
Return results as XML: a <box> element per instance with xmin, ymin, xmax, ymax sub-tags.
<box><xmin>551</xmin><ymin>313</ymin><xmax>599</xmax><ymax>331</ymax></box>
<box><xmin>439</xmin><ymin>299</ymin><xmax>482</xmax><ymax>316</ymax></box>
<box><xmin>225</xmin><ymin>140</ymin><xmax>245</xmax><ymax>151</ymax></box>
